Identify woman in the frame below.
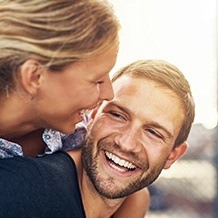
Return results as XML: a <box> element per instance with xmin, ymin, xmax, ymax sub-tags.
<box><xmin>0</xmin><ymin>1</ymin><xmax>149</xmax><ymax>217</ymax></box>
<box><xmin>0</xmin><ymin>0</ymin><xmax>119</xmax><ymax>157</ymax></box>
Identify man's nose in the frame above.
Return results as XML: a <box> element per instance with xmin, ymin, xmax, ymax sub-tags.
<box><xmin>114</xmin><ymin>126</ymin><xmax>142</xmax><ymax>153</ymax></box>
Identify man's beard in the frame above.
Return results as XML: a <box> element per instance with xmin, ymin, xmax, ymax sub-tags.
<box><xmin>82</xmin><ymin>133</ymin><xmax>166</xmax><ymax>199</ymax></box>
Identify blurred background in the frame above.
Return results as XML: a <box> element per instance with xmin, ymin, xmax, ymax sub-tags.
<box><xmin>109</xmin><ymin>0</ymin><xmax>217</xmax><ymax>217</ymax></box>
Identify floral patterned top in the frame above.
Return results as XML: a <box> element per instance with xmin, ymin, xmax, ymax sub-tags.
<box><xmin>0</xmin><ymin>121</ymin><xmax>87</xmax><ymax>159</ymax></box>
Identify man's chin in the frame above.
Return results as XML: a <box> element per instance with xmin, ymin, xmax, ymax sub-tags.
<box><xmin>92</xmin><ymin>178</ymin><xmax>141</xmax><ymax>199</ymax></box>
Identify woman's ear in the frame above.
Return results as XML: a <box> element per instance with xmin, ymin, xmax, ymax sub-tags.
<box><xmin>19</xmin><ymin>59</ymin><xmax>44</xmax><ymax>96</ymax></box>
<box><xmin>164</xmin><ymin>142</ymin><xmax>188</xmax><ymax>170</ymax></box>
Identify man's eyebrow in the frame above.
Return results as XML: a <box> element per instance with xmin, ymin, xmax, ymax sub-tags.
<box><xmin>105</xmin><ymin>101</ymin><xmax>131</xmax><ymax>114</ymax></box>
<box><xmin>106</xmin><ymin>101</ymin><xmax>173</xmax><ymax>138</ymax></box>
<box><xmin>145</xmin><ymin>121</ymin><xmax>173</xmax><ymax>138</ymax></box>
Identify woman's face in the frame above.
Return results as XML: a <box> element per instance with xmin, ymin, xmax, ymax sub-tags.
<box><xmin>35</xmin><ymin>44</ymin><xmax>118</xmax><ymax>134</ymax></box>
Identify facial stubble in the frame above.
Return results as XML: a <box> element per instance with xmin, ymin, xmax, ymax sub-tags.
<box><xmin>82</xmin><ymin>133</ymin><xmax>166</xmax><ymax>199</ymax></box>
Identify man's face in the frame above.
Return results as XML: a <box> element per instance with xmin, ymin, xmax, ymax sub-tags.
<box><xmin>82</xmin><ymin>75</ymin><xmax>186</xmax><ymax>199</ymax></box>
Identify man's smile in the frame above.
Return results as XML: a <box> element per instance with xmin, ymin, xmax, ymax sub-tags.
<box><xmin>101</xmin><ymin>150</ymin><xmax>141</xmax><ymax>176</ymax></box>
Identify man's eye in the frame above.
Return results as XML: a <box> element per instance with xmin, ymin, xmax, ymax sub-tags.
<box><xmin>97</xmin><ymin>80</ymin><xmax>104</xmax><ymax>84</ymax></box>
<box><xmin>146</xmin><ymin>128</ymin><xmax>163</xmax><ymax>139</ymax></box>
<box><xmin>109</xmin><ymin>111</ymin><xmax>123</xmax><ymax>119</ymax></box>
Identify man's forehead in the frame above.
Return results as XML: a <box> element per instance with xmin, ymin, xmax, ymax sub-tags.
<box><xmin>100</xmin><ymin>76</ymin><xmax>144</xmax><ymax>109</ymax></box>
<box><xmin>112</xmin><ymin>75</ymin><xmax>136</xmax><ymax>92</ymax></box>
<box><xmin>112</xmin><ymin>76</ymin><xmax>159</xmax><ymax>102</ymax></box>
<box><xmin>100</xmin><ymin>76</ymin><xmax>158</xmax><ymax>115</ymax></box>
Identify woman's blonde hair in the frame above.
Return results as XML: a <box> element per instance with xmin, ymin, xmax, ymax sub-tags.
<box><xmin>0</xmin><ymin>0</ymin><xmax>120</xmax><ymax>94</ymax></box>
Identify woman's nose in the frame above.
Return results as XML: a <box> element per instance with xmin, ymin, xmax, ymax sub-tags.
<box><xmin>99</xmin><ymin>76</ymin><xmax>114</xmax><ymax>101</ymax></box>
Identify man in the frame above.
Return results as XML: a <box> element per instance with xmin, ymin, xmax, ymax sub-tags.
<box><xmin>0</xmin><ymin>60</ymin><xmax>195</xmax><ymax>217</ymax></box>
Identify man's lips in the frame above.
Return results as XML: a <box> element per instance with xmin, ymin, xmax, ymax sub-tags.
<box><xmin>102</xmin><ymin>150</ymin><xmax>141</xmax><ymax>176</ymax></box>
<box><xmin>105</xmin><ymin>151</ymin><xmax>137</xmax><ymax>170</ymax></box>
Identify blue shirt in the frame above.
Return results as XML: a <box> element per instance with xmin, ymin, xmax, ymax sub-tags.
<box><xmin>0</xmin><ymin>122</ymin><xmax>87</xmax><ymax>158</ymax></box>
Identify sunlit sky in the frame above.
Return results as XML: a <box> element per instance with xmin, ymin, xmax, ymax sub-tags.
<box><xmin>109</xmin><ymin>0</ymin><xmax>217</xmax><ymax>129</ymax></box>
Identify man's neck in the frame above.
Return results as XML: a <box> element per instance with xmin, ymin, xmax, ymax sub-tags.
<box><xmin>67</xmin><ymin>150</ymin><xmax>125</xmax><ymax>218</ymax></box>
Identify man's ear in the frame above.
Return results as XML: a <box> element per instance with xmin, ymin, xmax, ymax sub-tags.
<box><xmin>19</xmin><ymin>59</ymin><xmax>44</xmax><ymax>96</ymax></box>
<box><xmin>163</xmin><ymin>142</ymin><xmax>188</xmax><ymax>170</ymax></box>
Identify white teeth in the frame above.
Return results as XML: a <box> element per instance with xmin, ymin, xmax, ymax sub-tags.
<box><xmin>80</xmin><ymin>109</ymin><xmax>91</xmax><ymax>115</ymax></box>
<box><xmin>105</xmin><ymin>151</ymin><xmax>137</xmax><ymax>170</ymax></box>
